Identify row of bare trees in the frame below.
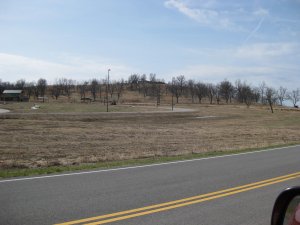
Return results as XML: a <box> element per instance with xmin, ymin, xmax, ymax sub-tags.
<box><xmin>1</xmin><ymin>75</ymin><xmax>299</xmax><ymax>111</ymax></box>
<box><xmin>166</xmin><ymin>75</ymin><xmax>299</xmax><ymax>110</ymax></box>
<box><xmin>75</xmin><ymin>79</ymin><xmax>125</xmax><ymax>102</ymax></box>
<box><xmin>0</xmin><ymin>78</ymin><xmax>47</xmax><ymax>101</ymax></box>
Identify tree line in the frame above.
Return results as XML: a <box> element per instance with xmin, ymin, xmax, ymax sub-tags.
<box><xmin>0</xmin><ymin>75</ymin><xmax>299</xmax><ymax>112</ymax></box>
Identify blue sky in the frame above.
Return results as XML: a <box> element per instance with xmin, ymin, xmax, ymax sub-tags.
<box><xmin>0</xmin><ymin>0</ymin><xmax>299</xmax><ymax>89</ymax></box>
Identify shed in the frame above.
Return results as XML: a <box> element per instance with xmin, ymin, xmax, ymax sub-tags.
<box><xmin>1</xmin><ymin>90</ymin><xmax>24</xmax><ymax>101</ymax></box>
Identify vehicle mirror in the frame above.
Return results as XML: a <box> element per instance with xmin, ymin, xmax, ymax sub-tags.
<box><xmin>283</xmin><ymin>196</ymin><xmax>300</xmax><ymax>225</ymax></box>
<box><xmin>271</xmin><ymin>187</ymin><xmax>300</xmax><ymax>225</ymax></box>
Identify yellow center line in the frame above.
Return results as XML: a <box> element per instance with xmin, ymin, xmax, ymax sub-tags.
<box><xmin>55</xmin><ymin>172</ymin><xmax>300</xmax><ymax>225</ymax></box>
<box><xmin>85</xmin><ymin>175</ymin><xmax>300</xmax><ymax>225</ymax></box>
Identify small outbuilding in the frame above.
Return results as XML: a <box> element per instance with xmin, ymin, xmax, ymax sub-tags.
<box><xmin>1</xmin><ymin>90</ymin><xmax>24</xmax><ymax>101</ymax></box>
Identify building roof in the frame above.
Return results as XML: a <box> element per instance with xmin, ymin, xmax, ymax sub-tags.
<box><xmin>3</xmin><ymin>90</ymin><xmax>23</xmax><ymax>94</ymax></box>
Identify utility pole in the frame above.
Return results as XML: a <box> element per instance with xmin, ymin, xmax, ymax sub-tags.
<box><xmin>106</xmin><ymin>69</ymin><xmax>110</xmax><ymax>112</ymax></box>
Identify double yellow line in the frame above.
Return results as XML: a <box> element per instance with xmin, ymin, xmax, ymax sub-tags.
<box><xmin>55</xmin><ymin>171</ymin><xmax>300</xmax><ymax>225</ymax></box>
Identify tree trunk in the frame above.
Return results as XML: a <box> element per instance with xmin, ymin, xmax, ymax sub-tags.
<box><xmin>268</xmin><ymin>100</ymin><xmax>274</xmax><ymax>113</ymax></box>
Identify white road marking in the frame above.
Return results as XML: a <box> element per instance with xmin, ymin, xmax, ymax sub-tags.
<box><xmin>0</xmin><ymin>145</ymin><xmax>299</xmax><ymax>183</ymax></box>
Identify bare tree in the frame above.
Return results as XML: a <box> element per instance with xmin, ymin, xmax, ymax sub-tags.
<box><xmin>259</xmin><ymin>81</ymin><xmax>266</xmax><ymax>104</ymax></box>
<box><xmin>0</xmin><ymin>80</ymin><xmax>4</xmax><ymax>94</ymax></box>
<box><xmin>156</xmin><ymin>83</ymin><xmax>163</xmax><ymax>106</ymax></box>
<box><xmin>215</xmin><ymin>84</ymin><xmax>221</xmax><ymax>104</ymax></box>
<box><xmin>243</xmin><ymin>86</ymin><xmax>256</xmax><ymax>108</ymax></box>
<box><xmin>15</xmin><ymin>79</ymin><xmax>26</xmax><ymax>90</ymax></box>
<box><xmin>128</xmin><ymin>74</ymin><xmax>139</xmax><ymax>91</ymax></box>
<box><xmin>170</xmin><ymin>80</ymin><xmax>181</xmax><ymax>103</ymax></box>
<box><xmin>177</xmin><ymin>75</ymin><xmax>186</xmax><ymax>96</ymax></box>
<box><xmin>79</xmin><ymin>81</ymin><xmax>88</xmax><ymax>100</ymax></box>
<box><xmin>24</xmin><ymin>82</ymin><xmax>35</xmax><ymax>100</ymax></box>
<box><xmin>219</xmin><ymin>80</ymin><xmax>234</xmax><ymax>103</ymax></box>
<box><xmin>33</xmin><ymin>83</ymin><xmax>39</xmax><ymax>99</ymax></box>
<box><xmin>64</xmin><ymin>79</ymin><xmax>75</xmax><ymax>97</ymax></box>
<box><xmin>0</xmin><ymin>80</ymin><xmax>14</xmax><ymax>95</ymax></box>
<box><xmin>195</xmin><ymin>82</ymin><xmax>207</xmax><ymax>104</ymax></box>
<box><xmin>235</xmin><ymin>80</ymin><xmax>255</xmax><ymax>107</ymax></box>
<box><xmin>187</xmin><ymin>80</ymin><xmax>196</xmax><ymax>103</ymax></box>
<box><xmin>149</xmin><ymin>73</ymin><xmax>157</xmax><ymax>97</ymax></box>
<box><xmin>90</xmin><ymin>79</ymin><xmax>98</xmax><ymax>101</ymax></box>
<box><xmin>109</xmin><ymin>81</ymin><xmax>116</xmax><ymax>98</ymax></box>
<box><xmin>277</xmin><ymin>86</ymin><xmax>287</xmax><ymax>106</ymax></box>
<box><xmin>140</xmin><ymin>74</ymin><xmax>148</xmax><ymax>97</ymax></box>
<box><xmin>51</xmin><ymin>84</ymin><xmax>61</xmax><ymax>100</ymax></box>
<box><xmin>37</xmin><ymin>78</ymin><xmax>47</xmax><ymax>102</ymax></box>
<box><xmin>207</xmin><ymin>83</ymin><xmax>215</xmax><ymax>104</ymax></box>
<box><xmin>57</xmin><ymin>78</ymin><xmax>74</xmax><ymax>97</ymax></box>
<box><xmin>235</xmin><ymin>80</ymin><xmax>244</xmax><ymax>103</ymax></box>
<box><xmin>115</xmin><ymin>79</ymin><xmax>124</xmax><ymax>101</ymax></box>
<box><xmin>266</xmin><ymin>87</ymin><xmax>278</xmax><ymax>113</ymax></box>
<box><xmin>288</xmin><ymin>89</ymin><xmax>300</xmax><ymax>108</ymax></box>
<box><xmin>252</xmin><ymin>87</ymin><xmax>261</xmax><ymax>103</ymax></box>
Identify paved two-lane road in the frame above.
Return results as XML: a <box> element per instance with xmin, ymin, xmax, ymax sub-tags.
<box><xmin>1</xmin><ymin>145</ymin><xmax>300</xmax><ymax>225</ymax></box>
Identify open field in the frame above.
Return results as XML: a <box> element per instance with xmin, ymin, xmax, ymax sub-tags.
<box><xmin>0</xmin><ymin>102</ymin><xmax>300</xmax><ymax>177</ymax></box>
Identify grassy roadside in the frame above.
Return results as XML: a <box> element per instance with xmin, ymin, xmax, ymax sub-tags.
<box><xmin>1</xmin><ymin>143</ymin><xmax>299</xmax><ymax>179</ymax></box>
<box><xmin>1</xmin><ymin>104</ymin><xmax>299</xmax><ymax>178</ymax></box>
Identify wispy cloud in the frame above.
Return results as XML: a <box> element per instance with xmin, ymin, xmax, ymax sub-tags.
<box><xmin>164</xmin><ymin>0</ymin><xmax>272</xmax><ymax>34</ymax></box>
<box><xmin>0</xmin><ymin>53</ymin><xmax>135</xmax><ymax>83</ymax></box>
<box><xmin>182</xmin><ymin>42</ymin><xmax>299</xmax><ymax>61</ymax></box>
<box><xmin>164</xmin><ymin>0</ymin><xmax>237</xmax><ymax>30</ymax></box>
<box><xmin>253</xmin><ymin>7</ymin><xmax>269</xmax><ymax>17</ymax></box>
<box><xmin>244</xmin><ymin>8</ymin><xmax>269</xmax><ymax>42</ymax></box>
<box><xmin>235</xmin><ymin>42</ymin><xmax>299</xmax><ymax>59</ymax></box>
<box><xmin>166</xmin><ymin>64</ymin><xmax>276</xmax><ymax>84</ymax></box>
<box><xmin>243</xmin><ymin>17</ymin><xmax>264</xmax><ymax>42</ymax></box>
<box><xmin>166</xmin><ymin>63</ymin><xmax>299</xmax><ymax>89</ymax></box>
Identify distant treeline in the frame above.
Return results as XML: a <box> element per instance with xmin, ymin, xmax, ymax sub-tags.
<box><xmin>0</xmin><ymin>74</ymin><xmax>299</xmax><ymax>111</ymax></box>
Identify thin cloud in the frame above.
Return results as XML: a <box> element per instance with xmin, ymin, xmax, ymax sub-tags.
<box><xmin>182</xmin><ymin>42</ymin><xmax>299</xmax><ymax>61</ymax></box>
<box><xmin>166</xmin><ymin>64</ymin><xmax>299</xmax><ymax>89</ymax></box>
<box><xmin>0</xmin><ymin>53</ymin><xmax>135</xmax><ymax>83</ymax></box>
<box><xmin>164</xmin><ymin>0</ymin><xmax>274</xmax><ymax>35</ymax></box>
<box><xmin>243</xmin><ymin>7</ymin><xmax>269</xmax><ymax>43</ymax></box>
<box><xmin>164</xmin><ymin>0</ymin><xmax>237</xmax><ymax>30</ymax></box>
<box><xmin>169</xmin><ymin>64</ymin><xmax>275</xmax><ymax>79</ymax></box>
<box><xmin>243</xmin><ymin>17</ymin><xmax>265</xmax><ymax>43</ymax></box>
<box><xmin>253</xmin><ymin>8</ymin><xmax>269</xmax><ymax>17</ymax></box>
<box><xmin>236</xmin><ymin>42</ymin><xmax>299</xmax><ymax>59</ymax></box>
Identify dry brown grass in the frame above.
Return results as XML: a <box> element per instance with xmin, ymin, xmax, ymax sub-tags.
<box><xmin>0</xmin><ymin>103</ymin><xmax>299</xmax><ymax>169</ymax></box>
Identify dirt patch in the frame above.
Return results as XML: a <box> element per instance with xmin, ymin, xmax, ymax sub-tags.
<box><xmin>0</xmin><ymin>109</ymin><xmax>10</xmax><ymax>113</ymax></box>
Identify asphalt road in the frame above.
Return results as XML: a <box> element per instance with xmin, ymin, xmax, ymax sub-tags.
<box><xmin>1</xmin><ymin>145</ymin><xmax>300</xmax><ymax>225</ymax></box>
